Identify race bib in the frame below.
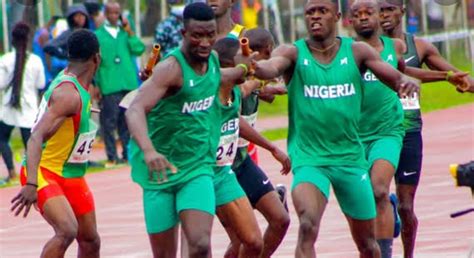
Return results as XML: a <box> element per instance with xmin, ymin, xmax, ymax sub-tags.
<box><xmin>67</xmin><ymin>131</ymin><xmax>97</xmax><ymax>163</ymax></box>
<box><xmin>216</xmin><ymin>133</ymin><xmax>239</xmax><ymax>166</ymax></box>
<box><xmin>400</xmin><ymin>93</ymin><xmax>420</xmax><ymax>110</ymax></box>
<box><xmin>238</xmin><ymin>112</ymin><xmax>258</xmax><ymax>147</ymax></box>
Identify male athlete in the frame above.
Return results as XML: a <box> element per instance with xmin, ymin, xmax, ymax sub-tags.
<box><xmin>253</xmin><ymin>0</ymin><xmax>419</xmax><ymax>257</ymax></box>
<box><xmin>379</xmin><ymin>1</ymin><xmax>473</xmax><ymax>257</ymax></box>
<box><xmin>10</xmin><ymin>29</ymin><xmax>101</xmax><ymax>258</ymax></box>
<box><xmin>207</xmin><ymin>1</ymin><xmax>291</xmax><ymax>256</ymax></box>
<box><xmin>125</xmin><ymin>3</ymin><xmax>255</xmax><ymax>257</ymax></box>
<box><xmin>349</xmin><ymin>1</ymin><xmax>469</xmax><ymax>257</ymax></box>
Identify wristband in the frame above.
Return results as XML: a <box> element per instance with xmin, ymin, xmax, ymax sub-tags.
<box><xmin>26</xmin><ymin>182</ymin><xmax>38</xmax><ymax>188</ymax></box>
<box><xmin>446</xmin><ymin>70</ymin><xmax>454</xmax><ymax>81</ymax></box>
<box><xmin>236</xmin><ymin>63</ymin><xmax>248</xmax><ymax>77</ymax></box>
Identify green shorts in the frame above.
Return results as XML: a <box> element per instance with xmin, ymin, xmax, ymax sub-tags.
<box><xmin>291</xmin><ymin>166</ymin><xmax>376</xmax><ymax>220</ymax></box>
<box><xmin>363</xmin><ymin>136</ymin><xmax>403</xmax><ymax>170</ymax></box>
<box><xmin>214</xmin><ymin>168</ymin><xmax>246</xmax><ymax>207</ymax></box>
<box><xmin>143</xmin><ymin>174</ymin><xmax>215</xmax><ymax>234</ymax></box>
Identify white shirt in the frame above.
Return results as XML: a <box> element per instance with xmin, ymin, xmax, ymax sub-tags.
<box><xmin>0</xmin><ymin>51</ymin><xmax>45</xmax><ymax>128</ymax></box>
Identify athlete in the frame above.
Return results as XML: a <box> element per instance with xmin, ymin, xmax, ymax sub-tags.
<box><xmin>207</xmin><ymin>1</ymin><xmax>291</xmax><ymax>256</ymax></box>
<box><xmin>379</xmin><ymin>1</ymin><xmax>473</xmax><ymax>257</ymax></box>
<box><xmin>125</xmin><ymin>3</ymin><xmax>255</xmax><ymax>257</ymax></box>
<box><xmin>349</xmin><ymin>1</ymin><xmax>469</xmax><ymax>257</ymax></box>
<box><xmin>252</xmin><ymin>0</ymin><xmax>419</xmax><ymax>257</ymax></box>
<box><xmin>10</xmin><ymin>29</ymin><xmax>101</xmax><ymax>258</ymax></box>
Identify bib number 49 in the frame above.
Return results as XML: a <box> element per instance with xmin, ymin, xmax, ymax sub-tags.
<box><xmin>68</xmin><ymin>131</ymin><xmax>96</xmax><ymax>164</ymax></box>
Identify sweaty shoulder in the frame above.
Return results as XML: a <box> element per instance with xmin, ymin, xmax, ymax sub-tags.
<box><xmin>413</xmin><ymin>36</ymin><xmax>435</xmax><ymax>58</ymax></box>
<box><xmin>393</xmin><ymin>38</ymin><xmax>406</xmax><ymax>56</ymax></box>
<box><xmin>351</xmin><ymin>41</ymin><xmax>375</xmax><ymax>66</ymax></box>
<box><xmin>153</xmin><ymin>55</ymin><xmax>183</xmax><ymax>89</ymax></box>
<box><xmin>49</xmin><ymin>82</ymin><xmax>82</xmax><ymax>116</ymax></box>
<box><xmin>273</xmin><ymin>44</ymin><xmax>297</xmax><ymax>62</ymax></box>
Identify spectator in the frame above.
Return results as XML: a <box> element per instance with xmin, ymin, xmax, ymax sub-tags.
<box><xmin>154</xmin><ymin>0</ymin><xmax>186</xmax><ymax>56</ymax></box>
<box><xmin>0</xmin><ymin>22</ymin><xmax>45</xmax><ymax>184</ymax></box>
<box><xmin>44</xmin><ymin>4</ymin><xmax>90</xmax><ymax>60</ymax></box>
<box><xmin>94</xmin><ymin>1</ymin><xmax>145</xmax><ymax>167</ymax></box>
<box><xmin>32</xmin><ymin>15</ymin><xmax>61</xmax><ymax>87</ymax></box>
<box><xmin>84</xmin><ymin>0</ymin><xmax>105</xmax><ymax>30</ymax></box>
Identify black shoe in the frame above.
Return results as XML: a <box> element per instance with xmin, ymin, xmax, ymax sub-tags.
<box><xmin>276</xmin><ymin>184</ymin><xmax>288</xmax><ymax>212</ymax></box>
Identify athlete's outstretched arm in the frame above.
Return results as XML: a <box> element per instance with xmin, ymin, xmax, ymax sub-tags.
<box><xmin>11</xmin><ymin>83</ymin><xmax>81</xmax><ymax>217</ymax></box>
<box><xmin>353</xmin><ymin>41</ymin><xmax>419</xmax><ymax>97</ymax></box>
<box><xmin>253</xmin><ymin>44</ymin><xmax>297</xmax><ymax>80</ymax></box>
<box><xmin>239</xmin><ymin>117</ymin><xmax>291</xmax><ymax>175</ymax></box>
<box><xmin>126</xmin><ymin>58</ymin><xmax>178</xmax><ymax>179</ymax></box>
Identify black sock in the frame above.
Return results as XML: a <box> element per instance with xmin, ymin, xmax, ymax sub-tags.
<box><xmin>377</xmin><ymin>239</ymin><xmax>393</xmax><ymax>258</ymax></box>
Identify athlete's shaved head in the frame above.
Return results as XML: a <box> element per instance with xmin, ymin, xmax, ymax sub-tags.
<box><xmin>306</xmin><ymin>0</ymin><xmax>339</xmax><ymax>11</ymax></box>
<box><xmin>350</xmin><ymin>0</ymin><xmax>379</xmax><ymax>12</ymax></box>
<box><xmin>379</xmin><ymin>0</ymin><xmax>404</xmax><ymax>8</ymax></box>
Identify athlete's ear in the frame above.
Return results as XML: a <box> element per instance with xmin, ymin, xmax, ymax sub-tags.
<box><xmin>336</xmin><ymin>11</ymin><xmax>342</xmax><ymax>21</ymax></box>
<box><xmin>181</xmin><ymin>28</ymin><xmax>186</xmax><ymax>37</ymax></box>
<box><xmin>401</xmin><ymin>7</ymin><xmax>405</xmax><ymax>15</ymax></box>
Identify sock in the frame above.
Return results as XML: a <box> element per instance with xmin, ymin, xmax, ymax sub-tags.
<box><xmin>377</xmin><ymin>239</ymin><xmax>393</xmax><ymax>258</ymax></box>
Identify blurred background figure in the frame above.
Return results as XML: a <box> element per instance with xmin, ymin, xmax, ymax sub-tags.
<box><xmin>154</xmin><ymin>0</ymin><xmax>185</xmax><ymax>56</ymax></box>
<box><xmin>94</xmin><ymin>1</ymin><xmax>145</xmax><ymax>168</ymax></box>
<box><xmin>0</xmin><ymin>22</ymin><xmax>45</xmax><ymax>185</ymax></box>
<box><xmin>242</xmin><ymin>0</ymin><xmax>261</xmax><ymax>29</ymax></box>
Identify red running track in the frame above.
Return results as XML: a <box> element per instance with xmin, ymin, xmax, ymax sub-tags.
<box><xmin>1</xmin><ymin>104</ymin><xmax>473</xmax><ymax>257</ymax></box>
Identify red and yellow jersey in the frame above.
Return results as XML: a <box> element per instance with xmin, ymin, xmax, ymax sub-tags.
<box><xmin>24</xmin><ymin>71</ymin><xmax>96</xmax><ymax>181</ymax></box>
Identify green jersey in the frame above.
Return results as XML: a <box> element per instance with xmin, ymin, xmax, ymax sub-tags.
<box><xmin>359</xmin><ymin>36</ymin><xmax>404</xmax><ymax>141</ymax></box>
<box><xmin>287</xmin><ymin>37</ymin><xmax>367</xmax><ymax>169</ymax></box>
<box><xmin>214</xmin><ymin>87</ymin><xmax>241</xmax><ymax>174</ymax></box>
<box><xmin>402</xmin><ymin>33</ymin><xmax>422</xmax><ymax>133</ymax></box>
<box><xmin>129</xmin><ymin>49</ymin><xmax>221</xmax><ymax>190</ymax></box>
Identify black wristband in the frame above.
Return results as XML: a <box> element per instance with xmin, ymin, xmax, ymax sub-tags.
<box><xmin>26</xmin><ymin>182</ymin><xmax>38</xmax><ymax>188</ymax></box>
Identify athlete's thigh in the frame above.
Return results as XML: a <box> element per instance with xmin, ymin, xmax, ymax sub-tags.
<box><xmin>215</xmin><ymin>169</ymin><xmax>246</xmax><ymax>207</ymax></box>
<box><xmin>365</xmin><ymin>136</ymin><xmax>403</xmax><ymax>172</ymax></box>
<box><xmin>216</xmin><ymin>197</ymin><xmax>261</xmax><ymax>242</ymax></box>
<box><xmin>42</xmin><ymin>195</ymin><xmax>78</xmax><ymax>233</ymax></box>
<box><xmin>291</xmin><ymin>166</ymin><xmax>329</xmax><ymax>222</ymax></box>
<box><xmin>149</xmin><ymin>225</ymin><xmax>179</xmax><ymax>258</ymax></box>
<box><xmin>76</xmin><ymin>210</ymin><xmax>99</xmax><ymax>242</ymax></box>
<box><xmin>395</xmin><ymin>132</ymin><xmax>423</xmax><ymax>186</ymax></box>
<box><xmin>235</xmin><ymin>156</ymin><xmax>274</xmax><ymax>207</ymax></box>
<box><xmin>370</xmin><ymin>159</ymin><xmax>395</xmax><ymax>193</ymax></box>
<box><xmin>254</xmin><ymin>191</ymin><xmax>288</xmax><ymax>223</ymax></box>
<box><xmin>143</xmin><ymin>188</ymin><xmax>178</xmax><ymax>234</ymax></box>
<box><xmin>345</xmin><ymin>215</ymin><xmax>376</xmax><ymax>245</ymax></box>
<box><xmin>330</xmin><ymin>166</ymin><xmax>376</xmax><ymax>220</ymax></box>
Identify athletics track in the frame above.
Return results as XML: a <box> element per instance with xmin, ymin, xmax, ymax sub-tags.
<box><xmin>0</xmin><ymin>103</ymin><xmax>473</xmax><ymax>257</ymax></box>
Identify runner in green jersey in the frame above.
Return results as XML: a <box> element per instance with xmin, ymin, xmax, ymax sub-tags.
<box><xmin>379</xmin><ymin>1</ymin><xmax>473</xmax><ymax>257</ymax></box>
<box><xmin>211</xmin><ymin>37</ymin><xmax>291</xmax><ymax>258</ymax></box>
<box><xmin>125</xmin><ymin>3</ymin><xmax>255</xmax><ymax>258</ymax></box>
<box><xmin>11</xmin><ymin>29</ymin><xmax>101</xmax><ymax>258</ymax></box>
<box><xmin>350</xmin><ymin>2</ymin><xmax>471</xmax><ymax>257</ymax></box>
<box><xmin>252</xmin><ymin>0</ymin><xmax>420</xmax><ymax>256</ymax></box>
<box><xmin>206</xmin><ymin>2</ymin><xmax>292</xmax><ymax>255</ymax></box>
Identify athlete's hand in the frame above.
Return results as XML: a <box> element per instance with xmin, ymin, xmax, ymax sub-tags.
<box><xmin>270</xmin><ymin>146</ymin><xmax>291</xmax><ymax>175</ymax></box>
<box><xmin>138</xmin><ymin>69</ymin><xmax>151</xmax><ymax>81</ymax></box>
<box><xmin>234</xmin><ymin>51</ymin><xmax>259</xmax><ymax>76</ymax></box>
<box><xmin>447</xmin><ymin>72</ymin><xmax>470</xmax><ymax>92</ymax></box>
<box><xmin>144</xmin><ymin>149</ymin><xmax>177</xmax><ymax>184</ymax></box>
<box><xmin>11</xmin><ymin>184</ymin><xmax>38</xmax><ymax>217</ymax></box>
<box><xmin>398</xmin><ymin>78</ymin><xmax>420</xmax><ymax>98</ymax></box>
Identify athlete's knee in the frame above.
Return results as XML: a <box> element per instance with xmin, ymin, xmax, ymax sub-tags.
<box><xmin>356</xmin><ymin>236</ymin><xmax>380</xmax><ymax>257</ymax></box>
<box><xmin>56</xmin><ymin>223</ymin><xmax>78</xmax><ymax>248</ymax></box>
<box><xmin>372</xmin><ymin>184</ymin><xmax>390</xmax><ymax>207</ymax></box>
<box><xmin>398</xmin><ymin>201</ymin><xmax>415</xmax><ymax>218</ymax></box>
<box><xmin>187</xmin><ymin>237</ymin><xmax>211</xmax><ymax>257</ymax></box>
<box><xmin>269</xmin><ymin>211</ymin><xmax>290</xmax><ymax>231</ymax></box>
<box><xmin>298</xmin><ymin>214</ymin><xmax>319</xmax><ymax>241</ymax></box>
<box><xmin>77</xmin><ymin>231</ymin><xmax>101</xmax><ymax>252</ymax></box>
<box><xmin>241</xmin><ymin>232</ymin><xmax>263</xmax><ymax>254</ymax></box>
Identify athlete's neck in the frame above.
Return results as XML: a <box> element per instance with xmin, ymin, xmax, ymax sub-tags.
<box><xmin>216</xmin><ymin>11</ymin><xmax>235</xmax><ymax>38</ymax></box>
<box><xmin>181</xmin><ymin>48</ymin><xmax>209</xmax><ymax>75</ymax></box>
<box><xmin>385</xmin><ymin>24</ymin><xmax>404</xmax><ymax>40</ymax></box>
<box><xmin>307</xmin><ymin>35</ymin><xmax>340</xmax><ymax>61</ymax></box>
<box><xmin>356</xmin><ymin>32</ymin><xmax>383</xmax><ymax>52</ymax></box>
<box><xmin>65</xmin><ymin>64</ymin><xmax>94</xmax><ymax>90</ymax></box>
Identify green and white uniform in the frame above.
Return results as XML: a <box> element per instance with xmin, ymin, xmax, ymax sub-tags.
<box><xmin>289</xmin><ymin>37</ymin><xmax>376</xmax><ymax>220</ymax></box>
<box><xmin>360</xmin><ymin>36</ymin><xmax>405</xmax><ymax>170</ymax></box>
<box><xmin>129</xmin><ymin>49</ymin><xmax>221</xmax><ymax>233</ymax></box>
<box><xmin>214</xmin><ymin>87</ymin><xmax>246</xmax><ymax>206</ymax></box>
